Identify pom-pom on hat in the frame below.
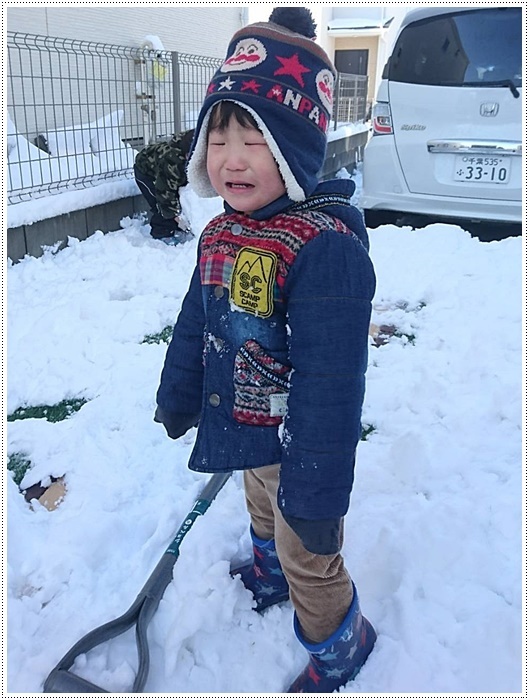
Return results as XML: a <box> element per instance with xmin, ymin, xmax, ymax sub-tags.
<box><xmin>187</xmin><ymin>7</ymin><xmax>336</xmax><ymax>203</ymax></box>
<box><xmin>269</xmin><ymin>7</ymin><xmax>317</xmax><ymax>39</ymax></box>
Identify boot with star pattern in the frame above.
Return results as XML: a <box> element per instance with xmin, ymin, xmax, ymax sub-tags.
<box><xmin>231</xmin><ymin>527</ymin><xmax>290</xmax><ymax>612</ymax></box>
<box><xmin>288</xmin><ymin>583</ymin><xmax>376</xmax><ymax>692</ymax></box>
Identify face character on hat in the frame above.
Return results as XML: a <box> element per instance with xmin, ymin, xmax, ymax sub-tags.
<box><xmin>222</xmin><ymin>38</ymin><xmax>267</xmax><ymax>71</ymax></box>
<box><xmin>316</xmin><ymin>68</ymin><xmax>334</xmax><ymax>113</ymax></box>
<box><xmin>187</xmin><ymin>11</ymin><xmax>336</xmax><ymax>205</ymax></box>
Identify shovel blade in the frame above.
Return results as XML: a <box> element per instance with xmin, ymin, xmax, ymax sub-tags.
<box><xmin>43</xmin><ymin>669</ymin><xmax>109</xmax><ymax>693</ymax></box>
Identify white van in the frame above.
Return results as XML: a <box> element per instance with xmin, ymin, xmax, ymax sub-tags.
<box><xmin>360</xmin><ymin>6</ymin><xmax>522</xmax><ymax>232</ymax></box>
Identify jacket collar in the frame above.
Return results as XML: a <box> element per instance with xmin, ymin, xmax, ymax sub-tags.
<box><xmin>223</xmin><ymin>178</ymin><xmax>356</xmax><ymax>221</ymax></box>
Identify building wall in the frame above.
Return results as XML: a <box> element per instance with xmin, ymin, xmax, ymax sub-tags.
<box><xmin>7</xmin><ymin>6</ymin><xmax>243</xmax><ymax>145</ymax></box>
<box><xmin>334</xmin><ymin>35</ymin><xmax>380</xmax><ymax>106</ymax></box>
<box><xmin>6</xmin><ymin>6</ymin><xmax>243</xmax><ymax>58</ymax></box>
<box><xmin>327</xmin><ymin>5</ymin><xmax>419</xmax><ymax>103</ymax></box>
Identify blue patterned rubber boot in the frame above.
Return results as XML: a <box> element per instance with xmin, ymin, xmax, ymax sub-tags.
<box><xmin>230</xmin><ymin>527</ymin><xmax>290</xmax><ymax>612</ymax></box>
<box><xmin>287</xmin><ymin>584</ymin><xmax>376</xmax><ymax>692</ymax></box>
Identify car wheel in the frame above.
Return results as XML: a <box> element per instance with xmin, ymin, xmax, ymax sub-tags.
<box><xmin>363</xmin><ymin>209</ymin><xmax>397</xmax><ymax>229</ymax></box>
<box><xmin>462</xmin><ymin>221</ymin><xmax>522</xmax><ymax>242</ymax></box>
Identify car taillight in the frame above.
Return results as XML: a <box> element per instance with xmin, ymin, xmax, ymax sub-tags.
<box><xmin>372</xmin><ymin>102</ymin><xmax>393</xmax><ymax>135</ymax></box>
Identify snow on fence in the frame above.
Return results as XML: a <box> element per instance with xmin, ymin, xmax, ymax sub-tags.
<box><xmin>7</xmin><ymin>31</ymin><xmax>222</xmax><ymax>204</ymax></box>
<box><xmin>7</xmin><ymin>31</ymin><xmax>368</xmax><ymax>206</ymax></box>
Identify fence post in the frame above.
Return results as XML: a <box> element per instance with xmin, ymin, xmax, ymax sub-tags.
<box><xmin>172</xmin><ymin>51</ymin><xmax>181</xmax><ymax>134</ymax></box>
<box><xmin>361</xmin><ymin>76</ymin><xmax>368</xmax><ymax>122</ymax></box>
<box><xmin>334</xmin><ymin>72</ymin><xmax>341</xmax><ymax>131</ymax></box>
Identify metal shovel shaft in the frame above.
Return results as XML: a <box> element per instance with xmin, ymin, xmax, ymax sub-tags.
<box><xmin>43</xmin><ymin>471</ymin><xmax>232</xmax><ymax>693</ymax></box>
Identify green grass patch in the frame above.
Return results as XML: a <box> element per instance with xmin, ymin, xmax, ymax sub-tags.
<box><xmin>142</xmin><ymin>325</ymin><xmax>173</xmax><ymax>345</ymax></box>
<box><xmin>8</xmin><ymin>398</ymin><xmax>87</xmax><ymax>423</ymax></box>
<box><xmin>361</xmin><ymin>424</ymin><xmax>375</xmax><ymax>441</ymax></box>
<box><xmin>7</xmin><ymin>453</ymin><xmax>32</xmax><ymax>486</ymax></box>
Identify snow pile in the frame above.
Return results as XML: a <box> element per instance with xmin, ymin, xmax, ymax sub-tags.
<box><xmin>8</xmin><ymin>111</ymin><xmax>135</xmax><ymax>203</ymax></box>
<box><xmin>42</xmin><ymin>109</ymin><xmax>134</xmax><ymax>171</ymax></box>
<box><xmin>7</xmin><ymin>200</ymin><xmax>522</xmax><ymax>691</ymax></box>
<box><xmin>7</xmin><ymin>178</ymin><xmax>140</xmax><ymax>230</ymax></box>
<box><xmin>141</xmin><ymin>34</ymin><xmax>166</xmax><ymax>52</ymax></box>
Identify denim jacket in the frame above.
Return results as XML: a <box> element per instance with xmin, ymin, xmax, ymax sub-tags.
<box><xmin>156</xmin><ymin>179</ymin><xmax>376</xmax><ymax>521</ymax></box>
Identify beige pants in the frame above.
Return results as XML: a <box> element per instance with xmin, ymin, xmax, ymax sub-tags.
<box><xmin>243</xmin><ymin>464</ymin><xmax>353</xmax><ymax>643</ymax></box>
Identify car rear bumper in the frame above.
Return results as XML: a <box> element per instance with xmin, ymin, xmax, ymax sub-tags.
<box><xmin>360</xmin><ymin>137</ymin><xmax>522</xmax><ymax>224</ymax></box>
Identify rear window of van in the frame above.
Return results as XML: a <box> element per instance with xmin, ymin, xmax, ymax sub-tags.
<box><xmin>387</xmin><ymin>8</ymin><xmax>522</xmax><ymax>87</ymax></box>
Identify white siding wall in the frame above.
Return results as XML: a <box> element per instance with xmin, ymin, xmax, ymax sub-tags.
<box><xmin>7</xmin><ymin>6</ymin><xmax>244</xmax><ymax>141</ymax></box>
<box><xmin>7</xmin><ymin>6</ymin><xmax>243</xmax><ymax>58</ymax></box>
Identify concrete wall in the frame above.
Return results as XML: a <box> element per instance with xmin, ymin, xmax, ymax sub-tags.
<box><xmin>7</xmin><ymin>194</ymin><xmax>149</xmax><ymax>263</ymax></box>
<box><xmin>320</xmin><ymin>130</ymin><xmax>369</xmax><ymax>181</ymax></box>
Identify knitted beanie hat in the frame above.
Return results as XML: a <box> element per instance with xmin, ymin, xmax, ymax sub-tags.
<box><xmin>187</xmin><ymin>7</ymin><xmax>336</xmax><ymax>202</ymax></box>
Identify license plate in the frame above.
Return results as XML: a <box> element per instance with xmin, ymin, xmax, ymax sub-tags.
<box><xmin>454</xmin><ymin>155</ymin><xmax>511</xmax><ymax>184</ymax></box>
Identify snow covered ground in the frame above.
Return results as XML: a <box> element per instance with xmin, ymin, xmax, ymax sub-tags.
<box><xmin>7</xmin><ymin>180</ymin><xmax>522</xmax><ymax>692</ymax></box>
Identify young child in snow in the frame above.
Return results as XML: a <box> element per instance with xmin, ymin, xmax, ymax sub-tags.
<box><xmin>134</xmin><ymin>129</ymin><xmax>194</xmax><ymax>244</ymax></box>
<box><xmin>154</xmin><ymin>7</ymin><xmax>376</xmax><ymax>692</ymax></box>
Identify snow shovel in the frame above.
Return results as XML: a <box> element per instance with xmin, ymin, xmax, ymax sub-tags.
<box><xmin>43</xmin><ymin>471</ymin><xmax>232</xmax><ymax>693</ymax></box>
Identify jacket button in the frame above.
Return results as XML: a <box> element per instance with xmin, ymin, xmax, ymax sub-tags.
<box><xmin>231</xmin><ymin>223</ymin><xmax>243</xmax><ymax>236</ymax></box>
<box><xmin>209</xmin><ymin>393</ymin><xmax>221</xmax><ymax>407</ymax></box>
<box><xmin>214</xmin><ymin>285</ymin><xmax>224</xmax><ymax>298</ymax></box>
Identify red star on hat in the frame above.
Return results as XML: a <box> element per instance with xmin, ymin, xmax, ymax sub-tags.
<box><xmin>241</xmin><ymin>79</ymin><xmax>261</xmax><ymax>93</ymax></box>
<box><xmin>274</xmin><ymin>53</ymin><xmax>311</xmax><ymax>87</ymax></box>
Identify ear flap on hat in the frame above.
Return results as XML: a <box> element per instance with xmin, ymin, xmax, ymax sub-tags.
<box><xmin>186</xmin><ymin>108</ymin><xmax>218</xmax><ymax>198</ymax></box>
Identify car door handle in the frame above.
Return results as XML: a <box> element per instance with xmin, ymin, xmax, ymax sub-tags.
<box><xmin>427</xmin><ymin>140</ymin><xmax>522</xmax><ymax>156</ymax></box>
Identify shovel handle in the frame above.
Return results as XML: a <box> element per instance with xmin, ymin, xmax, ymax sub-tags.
<box><xmin>44</xmin><ymin>669</ymin><xmax>108</xmax><ymax>693</ymax></box>
<box><xmin>165</xmin><ymin>472</ymin><xmax>231</xmax><ymax>557</ymax></box>
<box><xmin>43</xmin><ymin>471</ymin><xmax>232</xmax><ymax>693</ymax></box>
<box><xmin>196</xmin><ymin>471</ymin><xmax>232</xmax><ymax>503</ymax></box>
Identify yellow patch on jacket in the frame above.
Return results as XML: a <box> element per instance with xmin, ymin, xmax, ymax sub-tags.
<box><xmin>230</xmin><ymin>246</ymin><xmax>277</xmax><ymax>318</ymax></box>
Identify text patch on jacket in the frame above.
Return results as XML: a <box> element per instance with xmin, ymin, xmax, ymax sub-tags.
<box><xmin>230</xmin><ymin>246</ymin><xmax>278</xmax><ymax>318</ymax></box>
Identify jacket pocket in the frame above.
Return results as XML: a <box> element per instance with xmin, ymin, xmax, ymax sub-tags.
<box><xmin>233</xmin><ymin>339</ymin><xmax>290</xmax><ymax>426</ymax></box>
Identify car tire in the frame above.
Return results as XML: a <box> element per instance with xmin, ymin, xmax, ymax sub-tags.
<box><xmin>363</xmin><ymin>209</ymin><xmax>397</xmax><ymax>229</ymax></box>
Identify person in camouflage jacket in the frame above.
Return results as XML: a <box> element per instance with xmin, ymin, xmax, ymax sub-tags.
<box><xmin>134</xmin><ymin>129</ymin><xmax>194</xmax><ymax>242</ymax></box>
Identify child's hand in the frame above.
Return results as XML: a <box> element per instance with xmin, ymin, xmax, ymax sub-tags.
<box><xmin>154</xmin><ymin>405</ymin><xmax>200</xmax><ymax>440</ymax></box>
<box><xmin>175</xmin><ymin>214</ymin><xmax>191</xmax><ymax>231</ymax></box>
<box><xmin>283</xmin><ymin>514</ymin><xmax>342</xmax><ymax>555</ymax></box>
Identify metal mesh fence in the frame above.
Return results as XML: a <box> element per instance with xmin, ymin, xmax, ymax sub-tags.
<box><xmin>7</xmin><ymin>32</ymin><xmax>222</xmax><ymax>204</ymax></box>
<box><xmin>332</xmin><ymin>73</ymin><xmax>369</xmax><ymax>128</ymax></box>
<box><xmin>7</xmin><ymin>31</ymin><xmax>367</xmax><ymax>205</ymax></box>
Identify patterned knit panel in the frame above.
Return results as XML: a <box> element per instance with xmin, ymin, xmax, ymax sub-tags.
<box><xmin>233</xmin><ymin>339</ymin><xmax>291</xmax><ymax>426</ymax></box>
<box><xmin>200</xmin><ymin>210</ymin><xmax>350</xmax><ymax>303</ymax></box>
